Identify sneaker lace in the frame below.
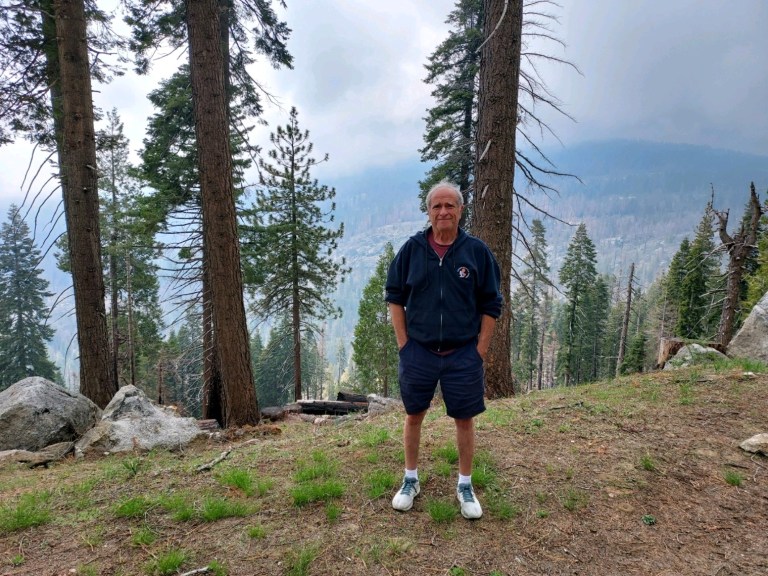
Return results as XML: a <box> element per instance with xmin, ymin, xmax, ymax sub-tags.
<box><xmin>458</xmin><ymin>484</ymin><xmax>475</xmax><ymax>503</ymax></box>
<box><xmin>400</xmin><ymin>478</ymin><xmax>418</xmax><ymax>495</ymax></box>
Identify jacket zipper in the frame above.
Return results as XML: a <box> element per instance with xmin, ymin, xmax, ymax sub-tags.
<box><xmin>438</xmin><ymin>256</ymin><xmax>444</xmax><ymax>351</ymax></box>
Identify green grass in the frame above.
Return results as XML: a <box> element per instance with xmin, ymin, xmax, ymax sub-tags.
<box><xmin>247</xmin><ymin>524</ymin><xmax>267</xmax><ymax>539</ymax></box>
<box><xmin>199</xmin><ymin>496</ymin><xmax>249</xmax><ymax>522</ymax></box>
<box><xmin>360</xmin><ymin>426</ymin><xmax>390</xmax><ymax>447</ymax></box>
<box><xmin>325</xmin><ymin>501</ymin><xmax>342</xmax><ymax>522</ymax></box>
<box><xmin>724</xmin><ymin>469</ymin><xmax>743</xmax><ymax>487</ymax></box>
<box><xmin>295</xmin><ymin>451</ymin><xmax>336</xmax><ymax>482</ymax></box>
<box><xmin>291</xmin><ymin>480</ymin><xmax>344</xmax><ymax>507</ymax></box>
<box><xmin>285</xmin><ymin>544</ymin><xmax>319</xmax><ymax>576</ymax></box>
<box><xmin>434</xmin><ymin>443</ymin><xmax>459</xmax><ymax>464</ymax></box>
<box><xmin>145</xmin><ymin>548</ymin><xmax>188</xmax><ymax>575</ymax></box>
<box><xmin>122</xmin><ymin>457</ymin><xmax>142</xmax><ymax>478</ymax></box>
<box><xmin>0</xmin><ymin>491</ymin><xmax>52</xmax><ymax>533</ymax></box>
<box><xmin>425</xmin><ymin>499</ymin><xmax>457</xmax><ymax>523</ymax></box>
<box><xmin>561</xmin><ymin>487</ymin><xmax>588</xmax><ymax>512</ymax></box>
<box><xmin>131</xmin><ymin>525</ymin><xmax>157</xmax><ymax>547</ymax></box>
<box><xmin>216</xmin><ymin>468</ymin><xmax>255</xmax><ymax>496</ymax></box>
<box><xmin>486</xmin><ymin>495</ymin><xmax>520</xmax><ymax>520</ymax></box>
<box><xmin>207</xmin><ymin>560</ymin><xmax>228</xmax><ymax>576</ymax></box>
<box><xmin>640</xmin><ymin>453</ymin><xmax>657</xmax><ymax>472</ymax></box>
<box><xmin>114</xmin><ymin>496</ymin><xmax>153</xmax><ymax>519</ymax></box>
<box><xmin>76</xmin><ymin>564</ymin><xmax>98</xmax><ymax>576</ymax></box>
<box><xmin>365</xmin><ymin>469</ymin><xmax>396</xmax><ymax>499</ymax></box>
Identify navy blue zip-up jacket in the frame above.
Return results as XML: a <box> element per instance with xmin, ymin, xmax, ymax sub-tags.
<box><xmin>385</xmin><ymin>227</ymin><xmax>503</xmax><ymax>351</ymax></box>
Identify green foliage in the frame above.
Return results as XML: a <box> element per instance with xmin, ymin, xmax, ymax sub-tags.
<box><xmin>216</xmin><ymin>468</ymin><xmax>255</xmax><ymax>497</ymax></box>
<box><xmin>145</xmin><ymin>548</ymin><xmax>188</xmax><ymax>576</ymax></box>
<box><xmin>114</xmin><ymin>496</ymin><xmax>153</xmax><ymax>519</ymax></box>
<box><xmin>557</xmin><ymin>224</ymin><xmax>606</xmax><ymax>386</ymax></box>
<box><xmin>285</xmin><ymin>544</ymin><xmax>319</xmax><ymax>576</ymax></box>
<box><xmin>640</xmin><ymin>453</ymin><xmax>657</xmax><ymax>472</ymax></box>
<box><xmin>434</xmin><ymin>443</ymin><xmax>459</xmax><ymax>464</ymax></box>
<box><xmin>199</xmin><ymin>497</ymin><xmax>249</xmax><ymax>522</ymax></box>
<box><xmin>244</xmin><ymin>107</ymin><xmax>347</xmax><ymax>401</ymax></box>
<box><xmin>365</xmin><ymin>470</ymin><xmax>397</xmax><ymax>499</ymax></box>
<box><xmin>425</xmin><ymin>499</ymin><xmax>458</xmax><ymax>523</ymax></box>
<box><xmin>325</xmin><ymin>502</ymin><xmax>342</xmax><ymax>522</ymax></box>
<box><xmin>724</xmin><ymin>470</ymin><xmax>743</xmax><ymax>487</ymax></box>
<box><xmin>247</xmin><ymin>524</ymin><xmax>267</xmax><ymax>539</ymax></box>
<box><xmin>642</xmin><ymin>514</ymin><xmax>657</xmax><ymax>525</ymax></box>
<box><xmin>351</xmin><ymin>242</ymin><xmax>399</xmax><ymax>396</ymax></box>
<box><xmin>419</xmin><ymin>0</ymin><xmax>483</xmax><ymax>218</ymax></box>
<box><xmin>131</xmin><ymin>525</ymin><xmax>157</xmax><ymax>547</ymax></box>
<box><xmin>0</xmin><ymin>206</ymin><xmax>61</xmax><ymax>389</ymax></box>
<box><xmin>0</xmin><ymin>491</ymin><xmax>52</xmax><ymax>533</ymax></box>
<box><xmin>291</xmin><ymin>481</ymin><xmax>344</xmax><ymax>507</ymax></box>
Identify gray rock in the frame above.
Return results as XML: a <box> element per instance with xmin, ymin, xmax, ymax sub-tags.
<box><xmin>663</xmin><ymin>343</ymin><xmax>728</xmax><ymax>370</ymax></box>
<box><xmin>74</xmin><ymin>385</ymin><xmax>205</xmax><ymax>455</ymax></box>
<box><xmin>739</xmin><ymin>433</ymin><xmax>768</xmax><ymax>456</ymax></box>
<box><xmin>0</xmin><ymin>377</ymin><xmax>101</xmax><ymax>451</ymax></box>
<box><xmin>728</xmin><ymin>291</ymin><xmax>768</xmax><ymax>362</ymax></box>
<box><xmin>366</xmin><ymin>394</ymin><xmax>403</xmax><ymax>415</ymax></box>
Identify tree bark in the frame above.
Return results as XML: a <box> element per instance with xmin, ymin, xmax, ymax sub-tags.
<box><xmin>714</xmin><ymin>183</ymin><xmax>762</xmax><ymax>347</ymax></box>
<box><xmin>472</xmin><ymin>0</ymin><xmax>523</xmax><ymax>398</ymax></box>
<box><xmin>616</xmin><ymin>263</ymin><xmax>634</xmax><ymax>375</ymax></box>
<box><xmin>55</xmin><ymin>0</ymin><xmax>116</xmax><ymax>407</ymax></box>
<box><xmin>187</xmin><ymin>0</ymin><xmax>258</xmax><ymax>426</ymax></box>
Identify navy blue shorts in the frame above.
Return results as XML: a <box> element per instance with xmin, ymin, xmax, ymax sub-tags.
<box><xmin>398</xmin><ymin>339</ymin><xmax>485</xmax><ymax>419</ymax></box>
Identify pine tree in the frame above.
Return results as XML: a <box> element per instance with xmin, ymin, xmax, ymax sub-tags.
<box><xmin>0</xmin><ymin>206</ymin><xmax>61</xmax><ymax>389</ymax></box>
<box><xmin>246</xmin><ymin>107</ymin><xmax>349</xmax><ymax>401</ymax></box>
<box><xmin>352</xmin><ymin>243</ymin><xmax>399</xmax><ymax>397</ymax></box>
<box><xmin>557</xmin><ymin>223</ymin><xmax>598</xmax><ymax>386</ymax></box>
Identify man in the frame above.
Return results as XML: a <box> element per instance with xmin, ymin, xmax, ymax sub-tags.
<box><xmin>385</xmin><ymin>181</ymin><xmax>503</xmax><ymax>519</ymax></box>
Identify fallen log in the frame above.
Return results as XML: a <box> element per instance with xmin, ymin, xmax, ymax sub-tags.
<box><xmin>297</xmin><ymin>399</ymin><xmax>368</xmax><ymax>415</ymax></box>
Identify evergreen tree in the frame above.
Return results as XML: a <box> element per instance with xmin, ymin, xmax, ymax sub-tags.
<box><xmin>510</xmin><ymin>219</ymin><xmax>550</xmax><ymax>391</ymax></box>
<box><xmin>245</xmin><ymin>107</ymin><xmax>349</xmax><ymax>401</ymax></box>
<box><xmin>0</xmin><ymin>206</ymin><xmax>61</xmax><ymax>389</ymax></box>
<box><xmin>351</xmin><ymin>243</ymin><xmax>399</xmax><ymax>397</ymax></box>
<box><xmin>620</xmin><ymin>332</ymin><xmax>647</xmax><ymax>376</ymax></box>
<box><xmin>557</xmin><ymin>223</ymin><xmax>598</xmax><ymax>386</ymax></box>
<box><xmin>676</xmin><ymin>210</ymin><xmax>720</xmax><ymax>339</ymax></box>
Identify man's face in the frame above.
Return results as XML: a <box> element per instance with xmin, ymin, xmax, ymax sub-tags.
<box><xmin>428</xmin><ymin>188</ymin><xmax>463</xmax><ymax>235</ymax></box>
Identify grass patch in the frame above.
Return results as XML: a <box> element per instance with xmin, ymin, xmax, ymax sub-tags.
<box><xmin>326</xmin><ymin>501</ymin><xmax>342</xmax><ymax>522</ymax></box>
<box><xmin>365</xmin><ymin>469</ymin><xmax>396</xmax><ymax>499</ymax></box>
<box><xmin>360</xmin><ymin>426</ymin><xmax>390</xmax><ymax>447</ymax></box>
<box><xmin>199</xmin><ymin>496</ymin><xmax>249</xmax><ymax>522</ymax></box>
<box><xmin>640</xmin><ymin>452</ymin><xmax>657</xmax><ymax>472</ymax></box>
<box><xmin>122</xmin><ymin>457</ymin><xmax>142</xmax><ymax>478</ymax></box>
<box><xmin>678</xmin><ymin>382</ymin><xmax>694</xmax><ymax>405</ymax></box>
<box><xmin>217</xmin><ymin>468</ymin><xmax>255</xmax><ymax>496</ymax></box>
<box><xmin>157</xmin><ymin>492</ymin><xmax>195</xmax><ymax>522</ymax></box>
<box><xmin>145</xmin><ymin>548</ymin><xmax>188</xmax><ymax>575</ymax></box>
<box><xmin>295</xmin><ymin>451</ymin><xmax>336</xmax><ymax>482</ymax></box>
<box><xmin>131</xmin><ymin>525</ymin><xmax>157</xmax><ymax>547</ymax></box>
<box><xmin>292</xmin><ymin>480</ymin><xmax>344</xmax><ymax>507</ymax></box>
<box><xmin>561</xmin><ymin>487</ymin><xmax>589</xmax><ymax>512</ymax></box>
<box><xmin>426</xmin><ymin>499</ymin><xmax>457</xmax><ymax>523</ymax></box>
<box><xmin>247</xmin><ymin>524</ymin><xmax>267</xmax><ymax>539</ymax></box>
<box><xmin>0</xmin><ymin>491</ymin><xmax>52</xmax><ymax>533</ymax></box>
<box><xmin>434</xmin><ymin>442</ymin><xmax>459</xmax><ymax>464</ymax></box>
<box><xmin>285</xmin><ymin>544</ymin><xmax>319</xmax><ymax>576</ymax></box>
<box><xmin>724</xmin><ymin>469</ymin><xmax>743</xmax><ymax>487</ymax></box>
<box><xmin>114</xmin><ymin>496</ymin><xmax>153</xmax><ymax>519</ymax></box>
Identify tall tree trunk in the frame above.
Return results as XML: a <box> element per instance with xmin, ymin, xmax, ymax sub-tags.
<box><xmin>714</xmin><ymin>183</ymin><xmax>762</xmax><ymax>346</ymax></box>
<box><xmin>292</xmin><ymin>280</ymin><xmax>302</xmax><ymax>401</ymax></box>
<box><xmin>110</xmin><ymin>177</ymin><xmax>119</xmax><ymax>387</ymax></box>
<box><xmin>187</xmin><ymin>0</ymin><xmax>258</xmax><ymax>426</ymax></box>
<box><xmin>472</xmin><ymin>0</ymin><xmax>523</xmax><ymax>398</ymax></box>
<box><xmin>201</xmin><ymin>241</ymin><xmax>224</xmax><ymax>422</ymax></box>
<box><xmin>616</xmin><ymin>263</ymin><xmax>635</xmax><ymax>375</ymax></box>
<box><xmin>55</xmin><ymin>0</ymin><xmax>116</xmax><ymax>407</ymax></box>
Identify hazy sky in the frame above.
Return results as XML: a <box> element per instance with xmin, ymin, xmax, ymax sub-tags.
<box><xmin>1</xmin><ymin>0</ymin><xmax>767</xmax><ymax>205</ymax></box>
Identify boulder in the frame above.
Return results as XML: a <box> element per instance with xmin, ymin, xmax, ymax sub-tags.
<box><xmin>728</xmin><ymin>291</ymin><xmax>768</xmax><ymax>362</ymax></box>
<box><xmin>0</xmin><ymin>377</ymin><xmax>101</xmax><ymax>451</ymax></box>
<box><xmin>366</xmin><ymin>394</ymin><xmax>403</xmax><ymax>416</ymax></box>
<box><xmin>663</xmin><ymin>343</ymin><xmax>728</xmax><ymax>370</ymax></box>
<box><xmin>75</xmin><ymin>385</ymin><xmax>205</xmax><ymax>455</ymax></box>
<box><xmin>739</xmin><ymin>433</ymin><xmax>768</xmax><ymax>456</ymax></box>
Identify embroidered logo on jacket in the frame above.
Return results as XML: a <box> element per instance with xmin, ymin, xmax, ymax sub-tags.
<box><xmin>457</xmin><ymin>266</ymin><xmax>470</xmax><ymax>279</ymax></box>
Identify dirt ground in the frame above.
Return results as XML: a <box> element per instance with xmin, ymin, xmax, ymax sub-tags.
<box><xmin>1</xmin><ymin>368</ymin><xmax>767</xmax><ymax>576</ymax></box>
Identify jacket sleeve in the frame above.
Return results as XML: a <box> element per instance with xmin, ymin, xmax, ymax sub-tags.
<box><xmin>385</xmin><ymin>242</ymin><xmax>409</xmax><ymax>305</ymax></box>
<box><xmin>478</xmin><ymin>245</ymin><xmax>503</xmax><ymax>319</ymax></box>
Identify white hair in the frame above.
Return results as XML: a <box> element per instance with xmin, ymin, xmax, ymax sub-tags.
<box><xmin>425</xmin><ymin>181</ymin><xmax>463</xmax><ymax>209</ymax></box>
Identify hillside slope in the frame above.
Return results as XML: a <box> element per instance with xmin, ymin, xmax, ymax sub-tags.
<box><xmin>1</xmin><ymin>365</ymin><xmax>766</xmax><ymax>575</ymax></box>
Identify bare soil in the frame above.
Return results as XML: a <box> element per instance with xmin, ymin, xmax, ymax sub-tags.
<box><xmin>1</xmin><ymin>367</ymin><xmax>767</xmax><ymax>576</ymax></box>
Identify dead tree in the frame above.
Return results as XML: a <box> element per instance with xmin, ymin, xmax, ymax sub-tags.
<box><xmin>712</xmin><ymin>183</ymin><xmax>763</xmax><ymax>347</ymax></box>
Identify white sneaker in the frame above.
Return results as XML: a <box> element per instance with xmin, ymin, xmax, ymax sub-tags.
<box><xmin>392</xmin><ymin>477</ymin><xmax>420</xmax><ymax>511</ymax></box>
<box><xmin>457</xmin><ymin>483</ymin><xmax>482</xmax><ymax>519</ymax></box>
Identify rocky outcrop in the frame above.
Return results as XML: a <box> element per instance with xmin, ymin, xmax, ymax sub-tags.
<box><xmin>663</xmin><ymin>344</ymin><xmax>728</xmax><ymax>370</ymax></box>
<box><xmin>728</xmin><ymin>292</ymin><xmax>768</xmax><ymax>362</ymax></box>
<box><xmin>0</xmin><ymin>377</ymin><xmax>101</xmax><ymax>451</ymax></box>
<box><xmin>75</xmin><ymin>385</ymin><xmax>205</xmax><ymax>455</ymax></box>
<box><xmin>739</xmin><ymin>433</ymin><xmax>768</xmax><ymax>456</ymax></box>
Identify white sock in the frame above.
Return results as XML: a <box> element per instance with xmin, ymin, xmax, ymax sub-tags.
<box><xmin>405</xmin><ymin>469</ymin><xmax>418</xmax><ymax>480</ymax></box>
<box><xmin>458</xmin><ymin>474</ymin><xmax>472</xmax><ymax>486</ymax></box>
